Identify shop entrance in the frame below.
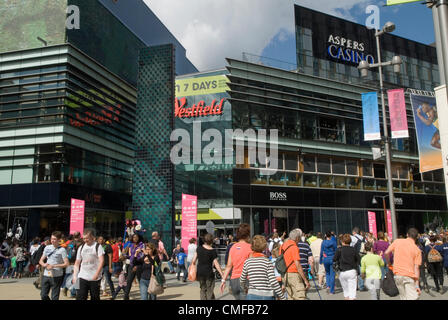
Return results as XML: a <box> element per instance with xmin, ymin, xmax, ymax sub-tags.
<box><xmin>252</xmin><ymin>208</ymin><xmax>288</xmax><ymax>237</ymax></box>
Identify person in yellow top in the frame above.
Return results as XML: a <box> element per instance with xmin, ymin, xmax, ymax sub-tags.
<box><xmin>417</xmin><ymin>102</ymin><xmax>440</xmax><ymax>149</ymax></box>
<box><xmin>361</xmin><ymin>242</ymin><xmax>384</xmax><ymax>300</ymax></box>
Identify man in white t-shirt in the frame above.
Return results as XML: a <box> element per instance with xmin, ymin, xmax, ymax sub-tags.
<box><xmin>72</xmin><ymin>229</ymin><xmax>104</xmax><ymax>300</ymax></box>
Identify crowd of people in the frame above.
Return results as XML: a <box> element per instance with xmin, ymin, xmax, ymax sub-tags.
<box><xmin>0</xmin><ymin>229</ymin><xmax>172</xmax><ymax>300</ymax></box>
<box><xmin>1</xmin><ymin>224</ymin><xmax>448</xmax><ymax>301</ymax></box>
<box><xmin>190</xmin><ymin>224</ymin><xmax>448</xmax><ymax>301</ymax></box>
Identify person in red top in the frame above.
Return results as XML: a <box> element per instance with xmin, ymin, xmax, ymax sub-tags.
<box><xmin>281</xmin><ymin>228</ymin><xmax>310</xmax><ymax>300</ymax></box>
<box><xmin>220</xmin><ymin>223</ymin><xmax>252</xmax><ymax>300</ymax></box>
<box><xmin>111</xmin><ymin>238</ymin><xmax>122</xmax><ymax>277</ymax></box>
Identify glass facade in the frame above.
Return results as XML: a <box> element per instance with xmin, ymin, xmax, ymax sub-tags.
<box><xmin>0</xmin><ymin>45</ymin><xmax>136</xmax><ymax>239</ymax></box>
<box><xmin>227</xmin><ymin>55</ymin><xmax>447</xmax><ymax>237</ymax></box>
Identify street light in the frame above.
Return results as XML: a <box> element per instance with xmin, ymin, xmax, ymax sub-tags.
<box><xmin>358</xmin><ymin>22</ymin><xmax>402</xmax><ymax>241</ymax></box>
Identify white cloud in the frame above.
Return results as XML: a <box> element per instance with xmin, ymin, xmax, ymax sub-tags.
<box><xmin>143</xmin><ymin>0</ymin><xmax>371</xmax><ymax>71</ymax></box>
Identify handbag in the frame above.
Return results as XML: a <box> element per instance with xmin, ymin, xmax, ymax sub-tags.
<box><xmin>381</xmin><ymin>268</ymin><xmax>399</xmax><ymax>297</ymax></box>
<box><xmin>148</xmin><ymin>276</ymin><xmax>164</xmax><ymax>295</ymax></box>
<box><xmin>188</xmin><ymin>264</ymin><xmax>197</xmax><ymax>281</ymax></box>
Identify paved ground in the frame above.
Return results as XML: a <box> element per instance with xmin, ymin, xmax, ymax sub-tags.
<box><xmin>1</xmin><ymin>273</ymin><xmax>448</xmax><ymax>300</ymax></box>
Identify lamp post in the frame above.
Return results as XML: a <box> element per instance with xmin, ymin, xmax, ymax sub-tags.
<box><xmin>358</xmin><ymin>22</ymin><xmax>402</xmax><ymax>240</ymax></box>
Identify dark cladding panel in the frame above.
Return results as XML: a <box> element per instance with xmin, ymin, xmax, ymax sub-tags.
<box><xmin>132</xmin><ymin>45</ymin><xmax>175</xmax><ymax>252</ymax></box>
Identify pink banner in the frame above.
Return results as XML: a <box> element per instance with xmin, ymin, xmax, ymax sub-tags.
<box><xmin>387</xmin><ymin>210</ymin><xmax>393</xmax><ymax>240</ymax></box>
<box><xmin>388</xmin><ymin>89</ymin><xmax>409</xmax><ymax>139</ymax></box>
<box><xmin>70</xmin><ymin>198</ymin><xmax>85</xmax><ymax>236</ymax></box>
<box><xmin>181</xmin><ymin>194</ymin><xmax>197</xmax><ymax>254</ymax></box>
<box><xmin>368</xmin><ymin>211</ymin><xmax>378</xmax><ymax>239</ymax></box>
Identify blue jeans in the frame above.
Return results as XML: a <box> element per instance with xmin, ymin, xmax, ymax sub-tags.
<box><xmin>177</xmin><ymin>264</ymin><xmax>187</xmax><ymax>281</ymax></box>
<box><xmin>167</xmin><ymin>261</ymin><xmax>175</xmax><ymax>273</ymax></box>
<box><xmin>2</xmin><ymin>259</ymin><xmax>10</xmax><ymax>277</ymax></box>
<box><xmin>139</xmin><ymin>279</ymin><xmax>157</xmax><ymax>300</ymax></box>
<box><xmin>140</xmin><ymin>279</ymin><xmax>150</xmax><ymax>300</ymax></box>
<box><xmin>113</xmin><ymin>262</ymin><xmax>122</xmax><ymax>275</ymax></box>
<box><xmin>246</xmin><ymin>294</ymin><xmax>275</xmax><ymax>300</ymax></box>
<box><xmin>358</xmin><ymin>270</ymin><xmax>365</xmax><ymax>290</ymax></box>
<box><xmin>102</xmin><ymin>266</ymin><xmax>115</xmax><ymax>293</ymax></box>
<box><xmin>323</xmin><ymin>258</ymin><xmax>335</xmax><ymax>294</ymax></box>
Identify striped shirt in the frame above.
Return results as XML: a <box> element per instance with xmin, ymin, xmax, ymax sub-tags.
<box><xmin>297</xmin><ymin>241</ymin><xmax>312</xmax><ymax>272</ymax></box>
<box><xmin>240</xmin><ymin>256</ymin><xmax>286</xmax><ymax>299</ymax></box>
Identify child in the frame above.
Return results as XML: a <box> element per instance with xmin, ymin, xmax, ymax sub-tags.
<box><xmin>176</xmin><ymin>248</ymin><xmax>188</xmax><ymax>282</ymax></box>
<box><xmin>112</xmin><ymin>268</ymin><xmax>127</xmax><ymax>300</ymax></box>
<box><xmin>269</xmin><ymin>243</ymin><xmax>286</xmax><ymax>299</ymax></box>
<box><xmin>361</xmin><ymin>242</ymin><xmax>384</xmax><ymax>300</ymax></box>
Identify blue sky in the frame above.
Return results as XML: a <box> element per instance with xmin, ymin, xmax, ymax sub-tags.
<box><xmin>262</xmin><ymin>0</ymin><xmax>436</xmax><ymax>65</ymax></box>
<box><xmin>146</xmin><ymin>0</ymin><xmax>436</xmax><ymax>71</ymax></box>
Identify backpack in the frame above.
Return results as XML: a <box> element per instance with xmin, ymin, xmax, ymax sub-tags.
<box><xmin>31</xmin><ymin>244</ymin><xmax>45</xmax><ymax>266</ymax></box>
<box><xmin>354</xmin><ymin>235</ymin><xmax>365</xmax><ymax>255</ymax></box>
<box><xmin>381</xmin><ymin>268</ymin><xmax>399</xmax><ymax>297</ymax></box>
<box><xmin>154</xmin><ymin>260</ymin><xmax>166</xmax><ymax>286</ymax></box>
<box><xmin>67</xmin><ymin>242</ymin><xmax>77</xmax><ymax>263</ymax></box>
<box><xmin>275</xmin><ymin>244</ymin><xmax>295</xmax><ymax>276</ymax></box>
<box><xmin>427</xmin><ymin>245</ymin><xmax>443</xmax><ymax>263</ymax></box>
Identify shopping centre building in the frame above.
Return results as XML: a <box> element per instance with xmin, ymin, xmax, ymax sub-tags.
<box><xmin>0</xmin><ymin>0</ymin><xmax>196</xmax><ymax>240</ymax></box>
<box><xmin>173</xmin><ymin>5</ymin><xmax>447</xmax><ymax>238</ymax></box>
<box><xmin>1</xmin><ymin>2</ymin><xmax>446</xmax><ymax>244</ymax></box>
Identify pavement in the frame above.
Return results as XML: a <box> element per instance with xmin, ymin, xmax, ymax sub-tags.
<box><xmin>0</xmin><ymin>272</ymin><xmax>448</xmax><ymax>300</ymax></box>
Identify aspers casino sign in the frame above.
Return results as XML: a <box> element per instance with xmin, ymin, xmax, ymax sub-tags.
<box><xmin>327</xmin><ymin>35</ymin><xmax>375</xmax><ymax>65</ymax></box>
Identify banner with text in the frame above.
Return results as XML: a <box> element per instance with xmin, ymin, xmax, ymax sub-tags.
<box><xmin>362</xmin><ymin>92</ymin><xmax>381</xmax><ymax>141</ymax></box>
<box><xmin>387</xmin><ymin>210</ymin><xmax>393</xmax><ymax>240</ymax></box>
<box><xmin>410</xmin><ymin>94</ymin><xmax>442</xmax><ymax>173</ymax></box>
<box><xmin>181</xmin><ymin>194</ymin><xmax>198</xmax><ymax>254</ymax></box>
<box><xmin>70</xmin><ymin>198</ymin><xmax>85</xmax><ymax>236</ymax></box>
<box><xmin>176</xmin><ymin>75</ymin><xmax>229</xmax><ymax>97</ymax></box>
<box><xmin>388</xmin><ymin>88</ymin><xmax>409</xmax><ymax>139</ymax></box>
<box><xmin>368</xmin><ymin>211</ymin><xmax>378</xmax><ymax>239</ymax></box>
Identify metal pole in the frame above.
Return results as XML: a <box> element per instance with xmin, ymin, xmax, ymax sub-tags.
<box><xmin>383</xmin><ymin>197</ymin><xmax>388</xmax><ymax>235</ymax></box>
<box><xmin>6</xmin><ymin>208</ymin><xmax>10</xmax><ymax>239</ymax></box>
<box><xmin>430</xmin><ymin>1</ymin><xmax>445</xmax><ymax>83</ymax></box>
<box><xmin>376</xmin><ymin>33</ymin><xmax>398</xmax><ymax>240</ymax></box>
<box><xmin>436</xmin><ymin>0</ymin><xmax>448</xmax><ymax>87</ymax></box>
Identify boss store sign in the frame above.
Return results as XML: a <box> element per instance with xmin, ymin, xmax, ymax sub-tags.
<box><xmin>327</xmin><ymin>35</ymin><xmax>375</xmax><ymax>66</ymax></box>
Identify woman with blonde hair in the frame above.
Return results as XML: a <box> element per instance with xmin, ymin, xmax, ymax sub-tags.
<box><xmin>240</xmin><ymin>235</ymin><xmax>285</xmax><ymax>300</ymax></box>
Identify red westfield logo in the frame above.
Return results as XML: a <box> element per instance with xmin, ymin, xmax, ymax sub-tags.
<box><xmin>175</xmin><ymin>97</ymin><xmax>225</xmax><ymax>118</ymax></box>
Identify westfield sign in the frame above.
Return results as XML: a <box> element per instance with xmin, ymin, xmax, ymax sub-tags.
<box><xmin>174</xmin><ymin>97</ymin><xmax>225</xmax><ymax>118</ymax></box>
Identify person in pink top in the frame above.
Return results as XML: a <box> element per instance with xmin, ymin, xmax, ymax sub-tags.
<box><xmin>220</xmin><ymin>223</ymin><xmax>252</xmax><ymax>300</ymax></box>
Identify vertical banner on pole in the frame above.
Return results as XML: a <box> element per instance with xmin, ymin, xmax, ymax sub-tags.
<box><xmin>362</xmin><ymin>92</ymin><xmax>381</xmax><ymax>141</ymax></box>
<box><xmin>387</xmin><ymin>210</ymin><xmax>393</xmax><ymax>240</ymax></box>
<box><xmin>435</xmin><ymin>85</ymin><xmax>448</xmax><ymax>208</ymax></box>
<box><xmin>410</xmin><ymin>94</ymin><xmax>443</xmax><ymax>172</ymax></box>
<box><xmin>387</xmin><ymin>88</ymin><xmax>409</xmax><ymax>139</ymax></box>
<box><xmin>70</xmin><ymin>198</ymin><xmax>85</xmax><ymax>236</ymax></box>
<box><xmin>368</xmin><ymin>211</ymin><xmax>378</xmax><ymax>239</ymax></box>
<box><xmin>181</xmin><ymin>194</ymin><xmax>197</xmax><ymax>254</ymax></box>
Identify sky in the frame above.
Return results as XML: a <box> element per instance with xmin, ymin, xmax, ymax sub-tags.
<box><xmin>143</xmin><ymin>0</ymin><xmax>435</xmax><ymax>72</ymax></box>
